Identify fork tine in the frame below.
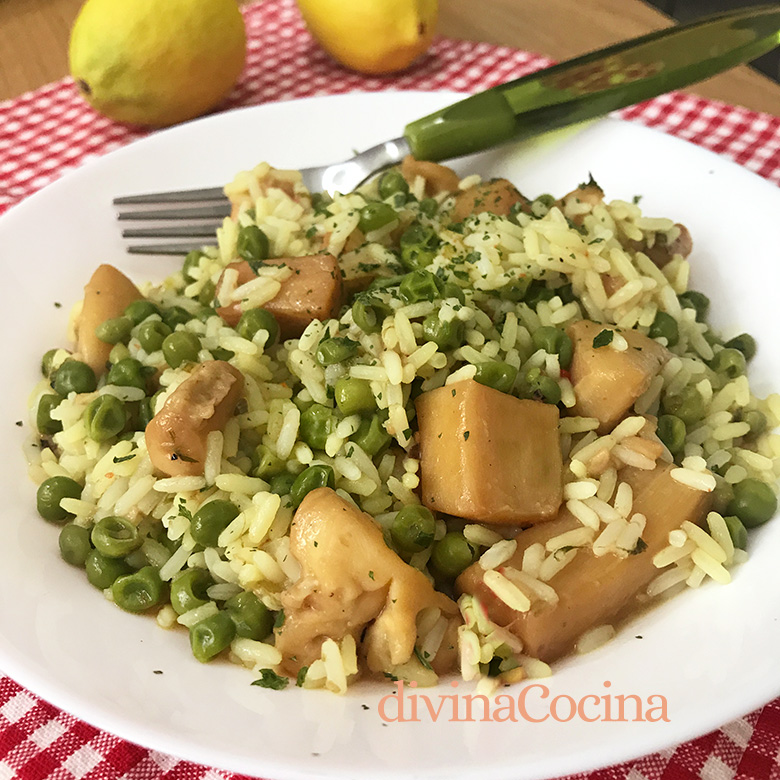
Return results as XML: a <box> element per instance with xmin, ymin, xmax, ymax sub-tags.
<box><xmin>126</xmin><ymin>242</ymin><xmax>216</xmax><ymax>255</ymax></box>
<box><xmin>117</xmin><ymin>204</ymin><xmax>231</xmax><ymax>221</ymax></box>
<box><xmin>122</xmin><ymin>223</ymin><xmax>223</xmax><ymax>238</ymax></box>
<box><xmin>113</xmin><ymin>187</ymin><xmax>226</xmax><ymax>204</ymax></box>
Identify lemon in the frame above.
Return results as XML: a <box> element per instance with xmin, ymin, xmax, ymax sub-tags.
<box><xmin>296</xmin><ymin>0</ymin><xmax>437</xmax><ymax>75</ymax></box>
<box><xmin>69</xmin><ymin>0</ymin><xmax>246</xmax><ymax>127</ymax></box>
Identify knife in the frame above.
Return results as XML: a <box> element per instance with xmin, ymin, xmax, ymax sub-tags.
<box><xmin>405</xmin><ymin>4</ymin><xmax>780</xmax><ymax>161</ymax></box>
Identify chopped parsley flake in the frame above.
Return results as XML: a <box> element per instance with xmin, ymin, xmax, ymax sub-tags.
<box><xmin>630</xmin><ymin>538</ymin><xmax>648</xmax><ymax>555</ymax></box>
<box><xmin>296</xmin><ymin>666</ymin><xmax>309</xmax><ymax>687</ymax></box>
<box><xmin>113</xmin><ymin>454</ymin><xmax>136</xmax><ymax>463</ymax></box>
<box><xmin>251</xmin><ymin>669</ymin><xmax>289</xmax><ymax>690</ymax></box>
<box><xmin>592</xmin><ymin>329</ymin><xmax>614</xmax><ymax>348</ymax></box>
<box><xmin>414</xmin><ymin>647</ymin><xmax>432</xmax><ymax>670</ymax></box>
<box><xmin>177</xmin><ymin>500</ymin><xmax>193</xmax><ymax>521</ymax></box>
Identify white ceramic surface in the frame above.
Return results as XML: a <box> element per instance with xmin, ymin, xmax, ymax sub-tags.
<box><xmin>1</xmin><ymin>91</ymin><xmax>779</xmax><ymax>780</ymax></box>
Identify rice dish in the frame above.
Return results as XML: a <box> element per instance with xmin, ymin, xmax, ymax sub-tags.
<box><xmin>25</xmin><ymin>157</ymin><xmax>780</xmax><ymax>694</ymax></box>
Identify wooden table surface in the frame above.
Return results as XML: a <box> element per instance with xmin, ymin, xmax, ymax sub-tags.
<box><xmin>2</xmin><ymin>0</ymin><xmax>780</xmax><ymax>115</ymax></box>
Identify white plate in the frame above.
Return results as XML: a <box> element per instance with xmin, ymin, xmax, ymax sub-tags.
<box><xmin>1</xmin><ymin>91</ymin><xmax>779</xmax><ymax>780</ymax></box>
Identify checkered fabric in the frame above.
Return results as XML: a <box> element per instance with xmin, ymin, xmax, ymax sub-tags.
<box><xmin>2</xmin><ymin>0</ymin><xmax>780</xmax><ymax>777</ymax></box>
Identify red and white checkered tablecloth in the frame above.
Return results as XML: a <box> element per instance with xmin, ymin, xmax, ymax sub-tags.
<box><xmin>3</xmin><ymin>1</ymin><xmax>780</xmax><ymax>778</ymax></box>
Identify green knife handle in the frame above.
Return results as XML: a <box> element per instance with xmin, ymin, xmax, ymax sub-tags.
<box><xmin>404</xmin><ymin>6</ymin><xmax>780</xmax><ymax>163</ymax></box>
<box><xmin>404</xmin><ymin>89</ymin><xmax>518</xmax><ymax>162</ymax></box>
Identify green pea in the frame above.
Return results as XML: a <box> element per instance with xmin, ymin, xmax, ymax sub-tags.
<box><xmin>525</xmin><ymin>281</ymin><xmax>557</xmax><ymax>309</ymax></box>
<box><xmin>532</xmin><ymin>326</ymin><xmax>573</xmax><ymax>369</ymax></box>
<box><xmin>399</xmin><ymin>270</ymin><xmax>442</xmax><ymax>304</ymax></box>
<box><xmin>351</xmin><ymin>414</ymin><xmax>391</xmax><ymax>457</ymax></box>
<box><xmin>108</xmin><ymin>344</ymin><xmax>131</xmax><ymax>365</ymax></box>
<box><xmin>162</xmin><ymin>331</ymin><xmax>201</xmax><ymax>368</ymax></box>
<box><xmin>352</xmin><ymin>297</ymin><xmax>390</xmax><ymax>334</ymax></box>
<box><xmin>531</xmin><ymin>194</ymin><xmax>556</xmax><ymax>216</ymax></box>
<box><xmin>299</xmin><ymin>404</ymin><xmax>335</xmax><ymax>450</ymax></box>
<box><xmin>475</xmin><ymin>361</ymin><xmax>519</xmax><ymax>395</ymax></box>
<box><xmin>191</xmin><ymin>500</ymin><xmax>240</xmax><ymax>548</ymax></box>
<box><xmin>399</xmin><ymin>224</ymin><xmax>439</xmax><ymax>271</ymax></box>
<box><xmin>334</xmin><ymin>377</ymin><xmax>375</xmax><ymax>415</ymax></box>
<box><xmin>107</xmin><ymin>357</ymin><xmax>147</xmax><ymax>390</ymax></box>
<box><xmin>722</xmin><ymin>515</ymin><xmax>748</xmax><ymax>551</ymax></box>
<box><xmin>431</xmin><ymin>532</ymin><xmax>477</xmax><ymax>578</ymax></box>
<box><xmin>41</xmin><ymin>348</ymin><xmax>59</xmax><ymax>379</ymax></box>
<box><xmin>724</xmin><ymin>333</ymin><xmax>756</xmax><ymax>362</ymax></box>
<box><xmin>36</xmin><ymin>476</ymin><xmax>82</xmax><ymax>524</ymax></box>
<box><xmin>210</xmin><ymin>346</ymin><xmax>234</xmax><ymax>361</ymax></box>
<box><xmin>390</xmin><ymin>505</ymin><xmax>436</xmax><ymax>554</ymax></box>
<box><xmin>162</xmin><ymin>306</ymin><xmax>192</xmax><ymax>330</ymax></box>
<box><xmin>237</xmin><ymin>225</ymin><xmax>270</xmax><ymax>263</ymax></box>
<box><xmin>525</xmin><ymin>369</ymin><xmax>561</xmax><ymax>405</ymax></box>
<box><xmin>289</xmin><ymin>465</ymin><xmax>335</xmax><ymax>508</ymax></box>
<box><xmin>442</xmin><ymin>281</ymin><xmax>465</xmax><ymax>304</ymax></box>
<box><xmin>499</xmin><ymin>277</ymin><xmax>532</xmax><ymax>302</ymax></box>
<box><xmin>112</xmin><ymin>566</ymin><xmax>166</xmax><ymax>612</ymax></box>
<box><xmin>137</xmin><ymin>320</ymin><xmax>172</xmax><ymax>353</ymax></box>
<box><xmin>251</xmin><ymin>444</ymin><xmax>286</xmax><ymax>479</ymax></box>
<box><xmin>170</xmin><ymin>568</ymin><xmax>212</xmax><ymax>615</ymax></box>
<box><xmin>311</xmin><ymin>192</ymin><xmax>333</xmax><ymax>215</ymax></box>
<box><xmin>315</xmin><ymin>337</ymin><xmax>359</xmax><ymax>366</ymax></box>
<box><xmin>663</xmin><ymin>385</ymin><xmax>705</xmax><ymax>426</ymax></box>
<box><xmin>742</xmin><ymin>409</ymin><xmax>767</xmax><ymax>436</ymax></box>
<box><xmin>711</xmin><ymin>478</ymin><xmax>734</xmax><ymax>516</ymax></box>
<box><xmin>703</xmin><ymin>328</ymin><xmax>723</xmax><ymax>349</ymax></box>
<box><xmin>58</xmin><ymin>523</ymin><xmax>92</xmax><ymax>567</ymax></box>
<box><xmin>419</xmin><ymin>198</ymin><xmax>438</xmax><ymax>218</ymax></box>
<box><xmin>53</xmin><ymin>360</ymin><xmax>96</xmax><ymax>396</ymax></box>
<box><xmin>91</xmin><ymin>515</ymin><xmax>142</xmax><ymax>558</ymax></box>
<box><xmin>422</xmin><ymin>313</ymin><xmax>464</xmax><ymax>351</ymax></box>
<box><xmin>137</xmin><ymin>395</ymin><xmax>158</xmax><ymax>430</ymax></box>
<box><xmin>359</xmin><ymin>201</ymin><xmax>397</xmax><ymax>234</ymax></box>
<box><xmin>225</xmin><ymin>591</ymin><xmax>274</xmax><ymax>640</ymax></box>
<box><xmin>198</xmin><ymin>281</ymin><xmax>217</xmax><ymax>307</ymax></box>
<box><xmin>710</xmin><ymin>348</ymin><xmax>746</xmax><ymax>379</ymax></box>
<box><xmin>367</xmin><ymin>275</ymin><xmax>405</xmax><ymax>293</ymax></box>
<box><xmin>657</xmin><ymin>414</ymin><xmax>686</xmax><ymax>455</ymax></box>
<box><xmin>37</xmin><ymin>393</ymin><xmax>63</xmax><ymax>436</ymax></box>
<box><xmin>85</xmin><ymin>549</ymin><xmax>131</xmax><ymax>589</ymax></box>
<box><xmin>727</xmin><ymin>478</ymin><xmax>777</xmax><ymax>528</ymax></box>
<box><xmin>555</xmin><ymin>283</ymin><xmax>577</xmax><ymax>304</ymax></box>
<box><xmin>378</xmin><ymin>169</ymin><xmax>409</xmax><ymax>200</ymax></box>
<box><xmin>182</xmin><ymin>250</ymin><xmax>205</xmax><ymax>282</ymax></box>
<box><xmin>95</xmin><ymin>316</ymin><xmax>133</xmax><ymax>345</ymax></box>
<box><xmin>649</xmin><ymin>311</ymin><xmax>679</xmax><ymax>347</ymax></box>
<box><xmin>84</xmin><ymin>395</ymin><xmax>127</xmax><ymax>442</ymax></box>
<box><xmin>190</xmin><ymin>611</ymin><xmax>236</xmax><ymax>663</ymax></box>
<box><xmin>236</xmin><ymin>308</ymin><xmax>279</xmax><ymax>345</ymax></box>
<box><xmin>124</xmin><ymin>299</ymin><xmax>160</xmax><ymax>325</ymax></box>
<box><xmin>269</xmin><ymin>472</ymin><xmax>296</xmax><ymax>496</ymax></box>
<box><xmin>678</xmin><ymin>290</ymin><xmax>710</xmax><ymax>321</ymax></box>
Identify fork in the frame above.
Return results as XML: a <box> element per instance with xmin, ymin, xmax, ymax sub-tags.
<box><xmin>114</xmin><ymin>137</ymin><xmax>411</xmax><ymax>254</ymax></box>
<box><xmin>114</xmin><ymin>5</ymin><xmax>780</xmax><ymax>255</ymax></box>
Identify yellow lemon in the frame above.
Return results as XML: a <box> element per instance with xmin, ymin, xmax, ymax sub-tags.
<box><xmin>69</xmin><ymin>0</ymin><xmax>246</xmax><ymax>127</ymax></box>
<box><xmin>296</xmin><ymin>0</ymin><xmax>437</xmax><ymax>75</ymax></box>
